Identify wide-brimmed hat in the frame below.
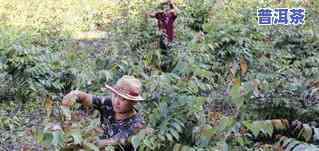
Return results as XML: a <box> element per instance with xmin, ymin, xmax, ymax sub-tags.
<box><xmin>103</xmin><ymin>75</ymin><xmax>144</xmax><ymax>102</ymax></box>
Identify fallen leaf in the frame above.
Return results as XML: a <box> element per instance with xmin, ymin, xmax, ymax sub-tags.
<box><xmin>208</xmin><ymin>111</ymin><xmax>221</xmax><ymax>126</ymax></box>
<box><xmin>309</xmin><ymin>80</ymin><xmax>319</xmax><ymax>89</ymax></box>
<box><xmin>271</xmin><ymin>119</ymin><xmax>288</xmax><ymax>131</ymax></box>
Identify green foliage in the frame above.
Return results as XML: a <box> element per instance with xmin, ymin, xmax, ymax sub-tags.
<box><xmin>0</xmin><ymin>0</ymin><xmax>319</xmax><ymax>150</ymax></box>
<box><xmin>27</xmin><ymin>100</ymin><xmax>103</xmax><ymax>151</ymax></box>
<box><xmin>182</xmin><ymin>0</ymin><xmax>215</xmax><ymax>31</ymax></box>
<box><xmin>0</xmin><ymin>26</ymin><xmax>66</xmax><ymax>101</ymax></box>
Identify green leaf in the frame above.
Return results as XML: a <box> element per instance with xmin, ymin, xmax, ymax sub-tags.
<box><xmin>229</xmin><ymin>80</ymin><xmax>244</xmax><ymax>107</ymax></box>
<box><xmin>298</xmin><ymin>125</ymin><xmax>312</xmax><ymax>142</ymax></box>
<box><xmin>61</xmin><ymin>106</ymin><xmax>71</xmax><ymax>121</ymax></box>
<box><xmin>131</xmin><ymin>135</ymin><xmax>141</xmax><ymax>150</ymax></box>
<box><xmin>104</xmin><ymin>145</ymin><xmax>115</xmax><ymax>151</ymax></box>
<box><xmin>173</xmin><ymin>143</ymin><xmax>182</xmax><ymax>151</ymax></box>
<box><xmin>158</xmin><ymin>134</ymin><xmax>166</xmax><ymax>141</ymax></box>
<box><xmin>169</xmin><ymin>128</ymin><xmax>180</xmax><ymax>140</ymax></box>
<box><xmin>42</xmin><ymin>132</ymin><xmax>53</xmax><ymax>145</ymax></box>
<box><xmin>166</xmin><ymin>133</ymin><xmax>174</xmax><ymax>142</ymax></box>
<box><xmin>70</xmin><ymin>130</ymin><xmax>82</xmax><ymax>144</ymax></box>
<box><xmin>222</xmin><ymin>142</ymin><xmax>229</xmax><ymax>151</ymax></box>
<box><xmin>52</xmin><ymin>131</ymin><xmax>64</xmax><ymax>147</ymax></box>
<box><xmin>180</xmin><ymin>145</ymin><xmax>194</xmax><ymax>151</ymax></box>
<box><xmin>84</xmin><ymin>143</ymin><xmax>99</xmax><ymax>151</ymax></box>
<box><xmin>143</xmin><ymin>138</ymin><xmax>152</xmax><ymax>149</ymax></box>
<box><xmin>251</xmin><ymin>120</ymin><xmax>273</xmax><ymax>137</ymax></box>
<box><xmin>172</xmin><ymin>122</ymin><xmax>183</xmax><ymax>133</ymax></box>
<box><xmin>217</xmin><ymin>117</ymin><xmax>235</xmax><ymax>133</ymax></box>
<box><xmin>201</xmin><ymin>126</ymin><xmax>216</xmax><ymax>139</ymax></box>
<box><xmin>173</xmin><ymin>119</ymin><xmax>185</xmax><ymax>127</ymax></box>
<box><xmin>32</xmin><ymin>128</ymin><xmax>44</xmax><ymax>144</ymax></box>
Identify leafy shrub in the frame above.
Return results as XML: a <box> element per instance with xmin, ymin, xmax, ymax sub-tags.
<box><xmin>0</xmin><ymin>0</ymin><xmax>319</xmax><ymax>150</ymax></box>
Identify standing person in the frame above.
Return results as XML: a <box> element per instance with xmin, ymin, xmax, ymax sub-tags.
<box><xmin>147</xmin><ymin>0</ymin><xmax>177</xmax><ymax>49</ymax></box>
<box><xmin>146</xmin><ymin>0</ymin><xmax>178</xmax><ymax>71</ymax></box>
<box><xmin>62</xmin><ymin>75</ymin><xmax>145</xmax><ymax>150</ymax></box>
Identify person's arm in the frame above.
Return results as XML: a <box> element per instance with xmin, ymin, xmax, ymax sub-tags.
<box><xmin>62</xmin><ymin>90</ymin><xmax>93</xmax><ymax>108</ymax></box>
<box><xmin>148</xmin><ymin>12</ymin><xmax>156</xmax><ymax>18</ymax></box>
<box><xmin>146</xmin><ymin>11</ymin><xmax>163</xmax><ymax>18</ymax></box>
<box><xmin>144</xmin><ymin>11</ymin><xmax>158</xmax><ymax>24</ymax></box>
<box><xmin>168</xmin><ymin>1</ymin><xmax>178</xmax><ymax>16</ymax></box>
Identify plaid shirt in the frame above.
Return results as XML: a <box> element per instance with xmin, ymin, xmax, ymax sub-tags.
<box><xmin>92</xmin><ymin>96</ymin><xmax>145</xmax><ymax>141</ymax></box>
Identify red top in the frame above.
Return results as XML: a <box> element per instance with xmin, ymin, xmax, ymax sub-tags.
<box><xmin>155</xmin><ymin>11</ymin><xmax>177</xmax><ymax>42</ymax></box>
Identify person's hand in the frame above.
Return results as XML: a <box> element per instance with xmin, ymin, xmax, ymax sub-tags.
<box><xmin>96</xmin><ymin>139</ymin><xmax>106</xmax><ymax>148</ymax></box>
<box><xmin>62</xmin><ymin>90</ymin><xmax>79</xmax><ymax>107</ymax></box>
<box><xmin>96</xmin><ymin>139</ymin><xmax>117</xmax><ymax>148</ymax></box>
<box><xmin>146</xmin><ymin>11</ymin><xmax>157</xmax><ymax>18</ymax></box>
<box><xmin>61</xmin><ymin>91</ymin><xmax>80</xmax><ymax>121</ymax></box>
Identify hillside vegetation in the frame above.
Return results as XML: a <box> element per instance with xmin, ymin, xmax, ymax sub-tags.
<box><xmin>1</xmin><ymin>0</ymin><xmax>319</xmax><ymax>150</ymax></box>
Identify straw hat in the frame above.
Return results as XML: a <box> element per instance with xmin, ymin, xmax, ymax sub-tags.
<box><xmin>103</xmin><ymin>75</ymin><xmax>144</xmax><ymax>102</ymax></box>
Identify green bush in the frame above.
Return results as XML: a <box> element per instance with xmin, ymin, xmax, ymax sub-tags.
<box><xmin>0</xmin><ymin>0</ymin><xmax>319</xmax><ymax>150</ymax></box>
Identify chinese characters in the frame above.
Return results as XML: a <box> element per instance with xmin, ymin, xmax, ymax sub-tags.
<box><xmin>257</xmin><ymin>8</ymin><xmax>305</xmax><ymax>25</ymax></box>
